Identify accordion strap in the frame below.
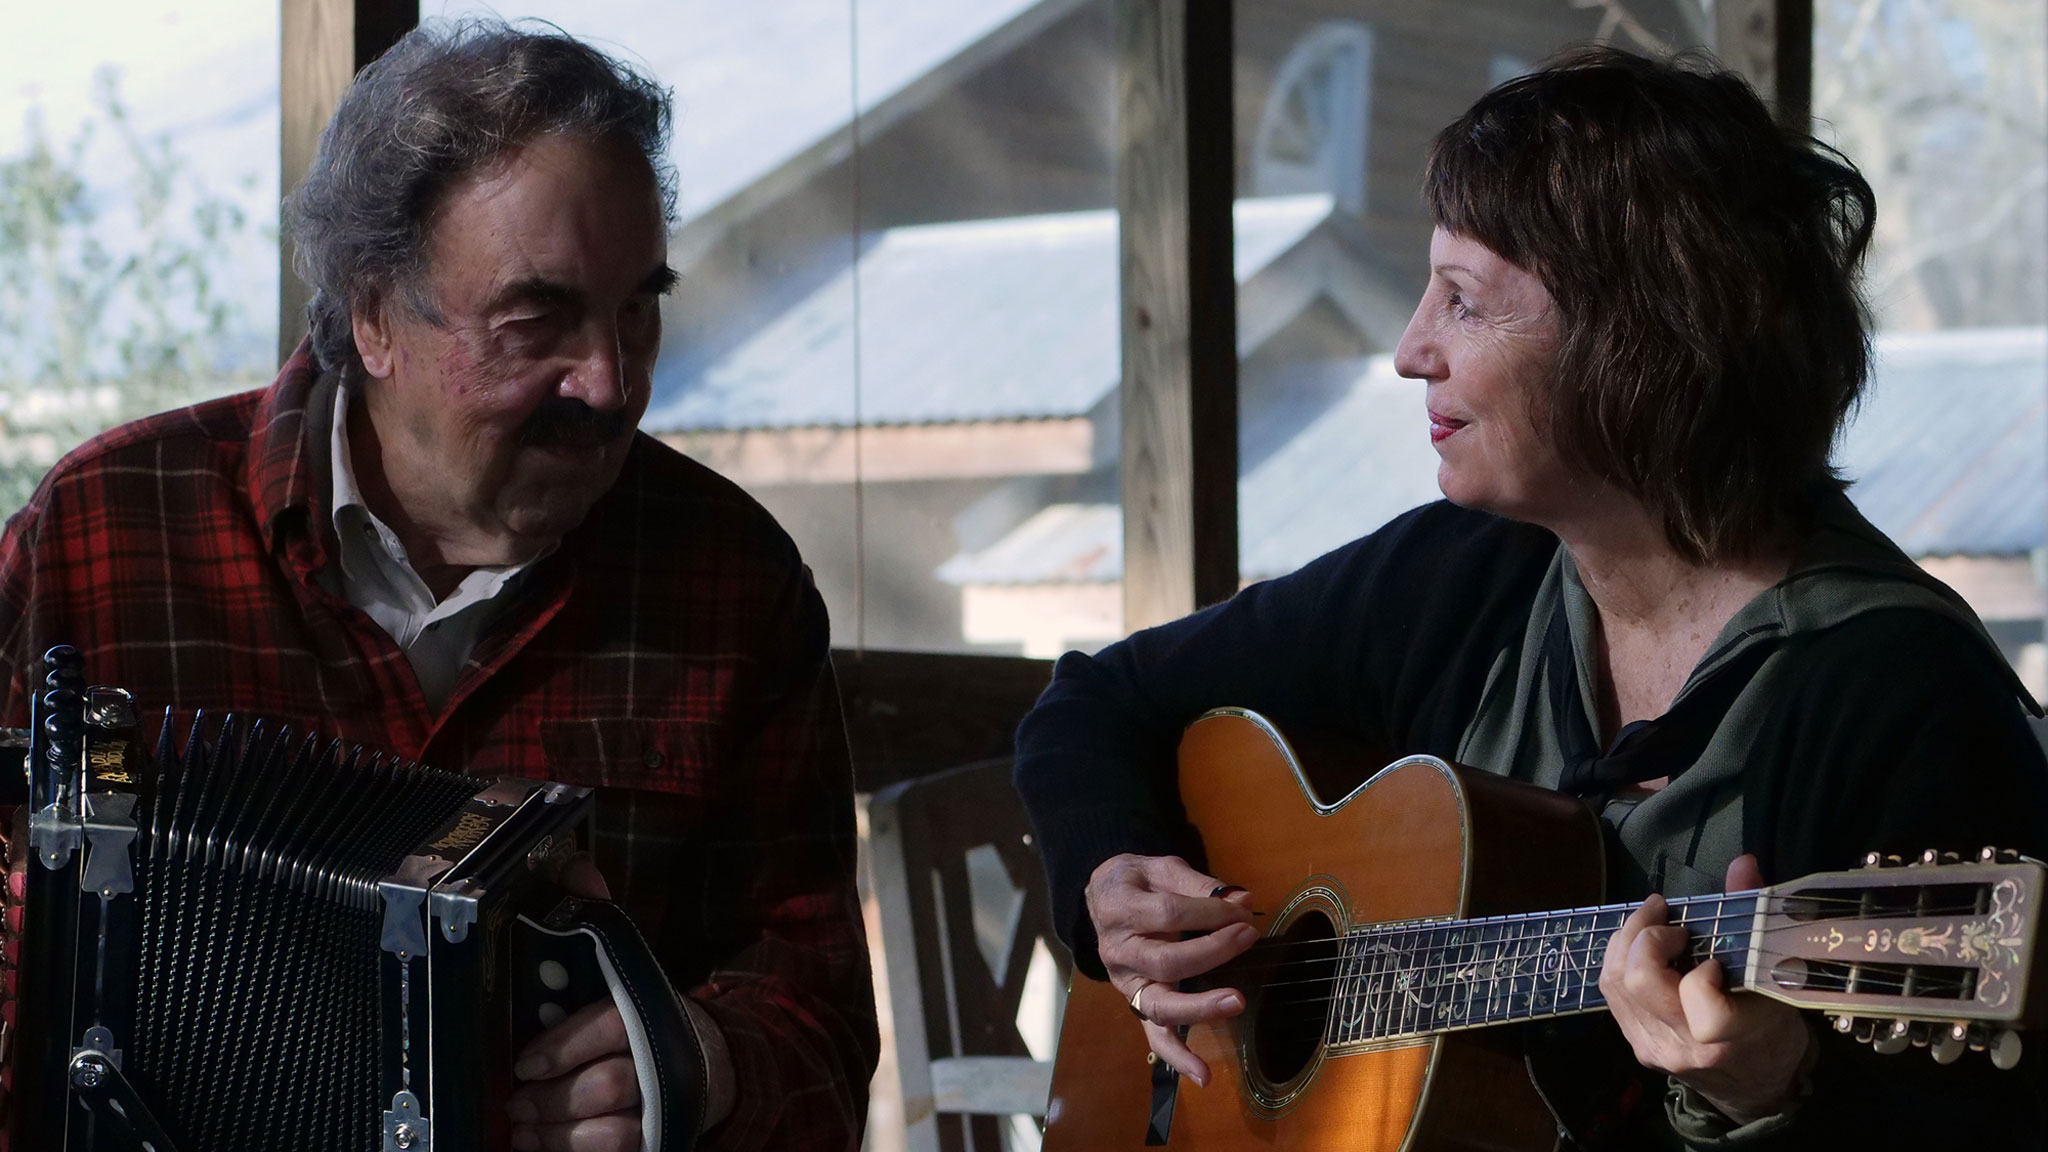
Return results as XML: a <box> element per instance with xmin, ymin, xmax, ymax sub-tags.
<box><xmin>517</xmin><ymin>899</ymin><xmax>707</xmax><ymax>1152</ymax></box>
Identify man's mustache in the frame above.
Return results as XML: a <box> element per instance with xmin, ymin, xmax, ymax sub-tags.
<box><xmin>519</xmin><ymin>400</ymin><xmax>632</xmax><ymax>449</ymax></box>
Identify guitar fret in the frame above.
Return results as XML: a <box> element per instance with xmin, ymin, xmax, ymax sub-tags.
<box><xmin>1339</xmin><ymin>932</ymin><xmax>1367</xmax><ymax>1044</ymax></box>
<box><xmin>1368</xmin><ymin>928</ymin><xmax>1393</xmax><ymax>1041</ymax></box>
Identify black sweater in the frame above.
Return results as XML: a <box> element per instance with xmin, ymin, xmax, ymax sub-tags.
<box><xmin>1015</xmin><ymin>500</ymin><xmax>2048</xmax><ymax>1149</ymax></box>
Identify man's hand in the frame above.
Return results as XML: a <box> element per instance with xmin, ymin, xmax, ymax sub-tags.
<box><xmin>1600</xmin><ymin>853</ymin><xmax>1814</xmax><ymax>1125</ymax></box>
<box><xmin>1085</xmin><ymin>853</ymin><xmax>1259</xmax><ymax>1087</ymax></box>
<box><xmin>507</xmin><ymin>857</ymin><xmax>641</xmax><ymax>1152</ymax></box>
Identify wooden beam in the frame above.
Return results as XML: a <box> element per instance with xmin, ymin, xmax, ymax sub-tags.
<box><xmin>834</xmin><ymin>649</ymin><xmax>1052</xmax><ymax>793</ymax></box>
<box><xmin>279</xmin><ymin>0</ymin><xmax>418</xmax><ymax>366</ymax></box>
<box><xmin>1116</xmin><ymin>0</ymin><xmax>1238</xmax><ymax>633</ymax></box>
<box><xmin>1713</xmin><ymin>0</ymin><xmax>1813</xmax><ymax>134</ymax></box>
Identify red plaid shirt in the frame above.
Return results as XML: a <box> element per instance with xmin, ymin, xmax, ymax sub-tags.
<box><xmin>0</xmin><ymin>345</ymin><xmax>878</xmax><ymax>1149</ymax></box>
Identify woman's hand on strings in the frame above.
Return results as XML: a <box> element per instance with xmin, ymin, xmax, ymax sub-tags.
<box><xmin>1085</xmin><ymin>853</ymin><xmax>1259</xmax><ymax>1086</ymax></box>
<box><xmin>1601</xmin><ymin>853</ymin><xmax>1814</xmax><ymax>1126</ymax></box>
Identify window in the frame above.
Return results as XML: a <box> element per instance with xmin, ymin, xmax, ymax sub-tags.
<box><xmin>431</xmin><ymin>0</ymin><xmax>1120</xmax><ymax>660</ymax></box>
<box><xmin>0</xmin><ymin>1</ymin><xmax>280</xmax><ymax>514</ymax></box>
<box><xmin>1815</xmin><ymin>0</ymin><xmax>2048</xmax><ymax>694</ymax></box>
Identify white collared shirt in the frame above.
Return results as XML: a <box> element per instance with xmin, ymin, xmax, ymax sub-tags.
<box><xmin>329</xmin><ymin>386</ymin><xmax>536</xmax><ymax>711</ymax></box>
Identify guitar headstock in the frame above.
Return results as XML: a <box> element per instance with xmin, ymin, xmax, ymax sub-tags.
<box><xmin>1748</xmin><ymin>847</ymin><xmax>2045</xmax><ymax>1068</ymax></box>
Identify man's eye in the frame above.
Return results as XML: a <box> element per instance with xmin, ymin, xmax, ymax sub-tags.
<box><xmin>622</xmin><ymin>296</ymin><xmax>659</xmax><ymax>322</ymax></box>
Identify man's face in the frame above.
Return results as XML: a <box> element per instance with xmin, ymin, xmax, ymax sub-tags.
<box><xmin>351</xmin><ymin>132</ymin><xmax>672</xmax><ymax>570</ymax></box>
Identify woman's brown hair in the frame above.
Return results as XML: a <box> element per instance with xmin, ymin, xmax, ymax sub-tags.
<box><xmin>1425</xmin><ymin>46</ymin><xmax>1877</xmax><ymax>562</ymax></box>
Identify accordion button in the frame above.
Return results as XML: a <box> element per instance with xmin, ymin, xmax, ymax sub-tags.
<box><xmin>539</xmin><ymin>1002</ymin><xmax>567</xmax><ymax>1029</ymax></box>
<box><xmin>539</xmin><ymin>960</ymin><xmax>570</xmax><ymax>992</ymax></box>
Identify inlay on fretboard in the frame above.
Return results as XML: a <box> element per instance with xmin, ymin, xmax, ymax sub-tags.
<box><xmin>1316</xmin><ymin>895</ymin><xmax>1759</xmax><ymax>1044</ymax></box>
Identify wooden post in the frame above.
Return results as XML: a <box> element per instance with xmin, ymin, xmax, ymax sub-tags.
<box><xmin>279</xmin><ymin>0</ymin><xmax>418</xmax><ymax>366</ymax></box>
<box><xmin>1116</xmin><ymin>0</ymin><xmax>1238</xmax><ymax>633</ymax></box>
<box><xmin>1713</xmin><ymin>0</ymin><xmax>1813</xmax><ymax>134</ymax></box>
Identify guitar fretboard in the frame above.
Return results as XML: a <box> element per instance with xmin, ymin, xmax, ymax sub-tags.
<box><xmin>1321</xmin><ymin>894</ymin><xmax>1759</xmax><ymax>1044</ymax></box>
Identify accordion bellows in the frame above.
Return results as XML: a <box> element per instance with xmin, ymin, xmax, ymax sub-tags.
<box><xmin>131</xmin><ymin>713</ymin><xmax>482</xmax><ymax>1150</ymax></box>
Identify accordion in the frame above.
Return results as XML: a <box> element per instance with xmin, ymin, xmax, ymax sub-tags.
<box><xmin>8</xmin><ymin>647</ymin><xmax>701</xmax><ymax>1152</ymax></box>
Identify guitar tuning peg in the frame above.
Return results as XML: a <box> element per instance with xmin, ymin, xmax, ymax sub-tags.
<box><xmin>1914</xmin><ymin>849</ymin><xmax>1936</xmax><ymax>866</ymax></box>
<box><xmin>1940</xmin><ymin>851</ymin><xmax>1960</xmax><ymax>864</ymax></box>
<box><xmin>1982</xmin><ymin>846</ymin><xmax>2000</xmax><ymax>862</ymax></box>
<box><xmin>1852</xmin><ymin>1018</ymin><xmax>1878</xmax><ymax>1044</ymax></box>
<box><xmin>1991</xmin><ymin>1030</ymin><xmax>2024</xmax><ymax>1071</ymax></box>
<box><xmin>1885</xmin><ymin>854</ymin><xmax>1905</xmax><ymax>868</ymax></box>
<box><xmin>1830</xmin><ymin>1014</ymin><xmax>1854</xmax><ymax>1034</ymax></box>
<box><xmin>1863</xmin><ymin>851</ymin><xmax>1884</xmax><ymax>869</ymax></box>
<box><xmin>1908</xmin><ymin>1022</ymin><xmax>1933</xmax><ymax>1048</ymax></box>
<box><xmin>1873</xmin><ymin>1019</ymin><xmax>1912</xmax><ymax>1055</ymax></box>
<box><xmin>1932</xmin><ymin>1025</ymin><xmax>1967</xmax><ymax>1065</ymax></box>
<box><xmin>1963</xmin><ymin>1023</ymin><xmax>1992</xmax><ymax>1051</ymax></box>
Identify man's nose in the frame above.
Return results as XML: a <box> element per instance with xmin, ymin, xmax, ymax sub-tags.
<box><xmin>559</xmin><ymin>323</ymin><xmax>630</xmax><ymax>411</ymax></box>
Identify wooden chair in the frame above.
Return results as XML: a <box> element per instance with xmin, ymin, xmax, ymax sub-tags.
<box><xmin>868</xmin><ymin>758</ymin><xmax>1071</xmax><ymax>1152</ymax></box>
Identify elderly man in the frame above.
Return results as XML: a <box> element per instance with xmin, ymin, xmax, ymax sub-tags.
<box><xmin>0</xmin><ymin>21</ymin><xmax>876</xmax><ymax>1152</ymax></box>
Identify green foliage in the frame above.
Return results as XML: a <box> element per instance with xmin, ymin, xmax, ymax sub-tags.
<box><xmin>0</xmin><ymin>68</ymin><xmax>266</xmax><ymax>515</ymax></box>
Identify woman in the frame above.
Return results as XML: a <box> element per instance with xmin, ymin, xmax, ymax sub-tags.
<box><xmin>1014</xmin><ymin>47</ymin><xmax>2048</xmax><ymax>1148</ymax></box>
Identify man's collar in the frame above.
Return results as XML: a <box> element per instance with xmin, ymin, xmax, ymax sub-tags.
<box><xmin>246</xmin><ymin>337</ymin><xmax>342</xmax><ymax>555</ymax></box>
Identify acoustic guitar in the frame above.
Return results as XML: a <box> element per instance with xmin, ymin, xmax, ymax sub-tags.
<box><xmin>1042</xmin><ymin>708</ymin><xmax>2044</xmax><ymax>1150</ymax></box>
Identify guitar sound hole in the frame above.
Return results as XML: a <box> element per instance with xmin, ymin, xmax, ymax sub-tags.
<box><xmin>1249</xmin><ymin>909</ymin><xmax>1339</xmax><ymax>1088</ymax></box>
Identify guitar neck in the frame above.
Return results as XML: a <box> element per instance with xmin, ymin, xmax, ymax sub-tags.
<box><xmin>1314</xmin><ymin>894</ymin><xmax>1758</xmax><ymax>1045</ymax></box>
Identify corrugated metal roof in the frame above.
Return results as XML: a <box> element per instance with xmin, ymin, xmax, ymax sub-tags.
<box><xmin>434</xmin><ymin>0</ymin><xmax>1054</xmax><ymax>225</ymax></box>
<box><xmin>644</xmin><ymin>196</ymin><xmax>1336</xmax><ymax>432</ymax></box>
<box><xmin>940</xmin><ymin>328</ymin><xmax>2048</xmax><ymax>584</ymax></box>
<box><xmin>1835</xmin><ymin>328</ymin><xmax>2046</xmax><ymax>556</ymax></box>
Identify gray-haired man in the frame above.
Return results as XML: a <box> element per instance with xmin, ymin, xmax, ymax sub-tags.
<box><xmin>0</xmin><ymin>20</ymin><xmax>878</xmax><ymax>1151</ymax></box>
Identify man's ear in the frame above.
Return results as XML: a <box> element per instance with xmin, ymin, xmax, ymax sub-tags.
<box><xmin>352</xmin><ymin>293</ymin><xmax>397</xmax><ymax>380</ymax></box>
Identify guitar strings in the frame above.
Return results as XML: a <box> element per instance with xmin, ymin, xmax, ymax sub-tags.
<box><xmin>1207</xmin><ymin>920</ymin><xmax>1983</xmax><ymax>994</ymax></box>
<box><xmin>1151</xmin><ymin>937</ymin><xmax>1980</xmax><ymax>1049</ymax></box>
<box><xmin>1152</xmin><ymin>905</ymin><xmax>1991</xmax><ymax>1010</ymax></box>
<box><xmin>1192</xmin><ymin>894</ymin><xmax>1994</xmax><ymax>979</ymax></box>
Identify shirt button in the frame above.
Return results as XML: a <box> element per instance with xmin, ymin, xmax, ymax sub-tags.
<box><xmin>643</xmin><ymin>750</ymin><xmax>664</xmax><ymax>769</ymax></box>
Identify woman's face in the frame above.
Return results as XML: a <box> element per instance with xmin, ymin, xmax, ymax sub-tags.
<box><xmin>1394</xmin><ymin>228</ymin><xmax>1578</xmax><ymax>525</ymax></box>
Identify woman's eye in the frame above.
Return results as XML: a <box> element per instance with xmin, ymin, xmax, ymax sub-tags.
<box><xmin>1447</xmin><ymin>292</ymin><xmax>1472</xmax><ymax>318</ymax></box>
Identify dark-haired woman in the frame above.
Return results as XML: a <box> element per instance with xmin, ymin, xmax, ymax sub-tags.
<box><xmin>1015</xmin><ymin>47</ymin><xmax>2048</xmax><ymax>1148</ymax></box>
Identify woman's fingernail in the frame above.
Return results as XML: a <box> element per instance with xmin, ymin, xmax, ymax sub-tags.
<box><xmin>513</xmin><ymin>1055</ymin><xmax>551</xmax><ymax>1081</ymax></box>
<box><xmin>1210</xmin><ymin>884</ymin><xmax>1246</xmax><ymax>898</ymax></box>
<box><xmin>506</xmin><ymin>1097</ymin><xmax>538</xmax><ymax>1124</ymax></box>
<box><xmin>1219</xmin><ymin>993</ymin><xmax>1243</xmax><ymax>1013</ymax></box>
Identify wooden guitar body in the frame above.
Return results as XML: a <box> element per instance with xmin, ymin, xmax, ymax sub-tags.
<box><xmin>1043</xmin><ymin>709</ymin><xmax>1606</xmax><ymax>1151</ymax></box>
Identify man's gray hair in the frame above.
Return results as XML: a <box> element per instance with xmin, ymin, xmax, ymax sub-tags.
<box><xmin>284</xmin><ymin>19</ymin><xmax>676</xmax><ymax>374</ymax></box>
